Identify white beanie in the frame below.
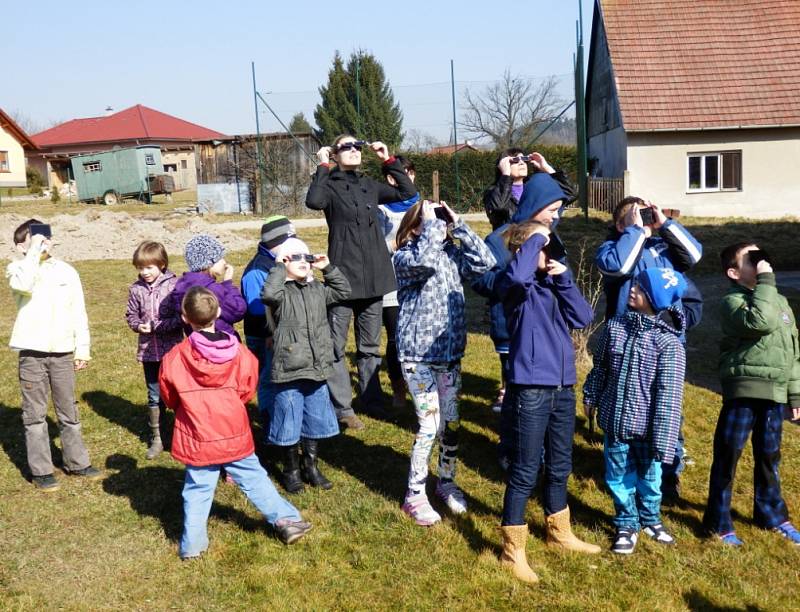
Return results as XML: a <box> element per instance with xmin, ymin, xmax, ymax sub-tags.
<box><xmin>275</xmin><ymin>237</ymin><xmax>310</xmax><ymax>262</ymax></box>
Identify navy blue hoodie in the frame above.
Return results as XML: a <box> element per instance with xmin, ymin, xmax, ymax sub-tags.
<box><xmin>498</xmin><ymin>233</ymin><xmax>594</xmax><ymax>386</ymax></box>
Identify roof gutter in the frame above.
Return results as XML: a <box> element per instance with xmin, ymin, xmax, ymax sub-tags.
<box><xmin>627</xmin><ymin>123</ymin><xmax>800</xmax><ymax>133</ymax></box>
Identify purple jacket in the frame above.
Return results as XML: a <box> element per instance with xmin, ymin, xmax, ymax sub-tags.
<box><xmin>125</xmin><ymin>270</ymin><xmax>183</xmax><ymax>362</ymax></box>
<box><xmin>498</xmin><ymin>234</ymin><xmax>594</xmax><ymax>386</ymax></box>
<box><xmin>171</xmin><ymin>271</ymin><xmax>247</xmax><ymax>340</ymax></box>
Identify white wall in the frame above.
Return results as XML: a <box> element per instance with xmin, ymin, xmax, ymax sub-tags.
<box><xmin>627</xmin><ymin>128</ymin><xmax>800</xmax><ymax>219</ymax></box>
<box><xmin>0</xmin><ymin>125</ymin><xmax>28</xmax><ymax>187</ymax></box>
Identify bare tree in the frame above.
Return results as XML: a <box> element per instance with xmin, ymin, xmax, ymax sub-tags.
<box><xmin>7</xmin><ymin>109</ymin><xmax>44</xmax><ymax>135</ymax></box>
<box><xmin>402</xmin><ymin>129</ymin><xmax>442</xmax><ymax>153</ymax></box>
<box><xmin>460</xmin><ymin>70</ymin><xmax>563</xmax><ymax>149</ymax></box>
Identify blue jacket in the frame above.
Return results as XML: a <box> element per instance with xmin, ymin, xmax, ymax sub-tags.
<box><xmin>470</xmin><ymin>225</ymin><xmax>512</xmax><ymax>350</ymax></box>
<box><xmin>394</xmin><ymin>218</ymin><xmax>495</xmax><ymax>364</ymax></box>
<box><xmin>498</xmin><ymin>234</ymin><xmax>594</xmax><ymax>386</ymax></box>
<box><xmin>241</xmin><ymin>244</ymin><xmax>277</xmax><ymax>338</ymax></box>
<box><xmin>595</xmin><ymin>220</ymin><xmax>702</xmax><ymax>321</ymax></box>
<box><xmin>583</xmin><ymin>308</ymin><xmax>686</xmax><ymax>462</ymax></box>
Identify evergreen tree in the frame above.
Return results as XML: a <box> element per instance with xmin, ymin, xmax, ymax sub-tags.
<box><xmin>314</xmin><ymin>50</ymin><xmax>404</xmax><ymax>149</ymax></box>
<box><xmin>288</xmin><ymin>112</ymin><xmax>313</xmax><ymax>134</ymax></box>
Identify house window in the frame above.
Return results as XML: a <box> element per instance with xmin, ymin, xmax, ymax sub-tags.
<box><xmin>144</xmin><ymin>153</ymin><xmax>156</xmax><ymax>165</ymax></box>
<box><xmin>164</xmin><ymin>164</ymin><xmax>177</xmax><ymax>172</ymax></box>
<box><xmin>83</xmin><ymin>161</ymin><xmax>102</xmax><ymax>173</ymax></box>
<box><xmin>687</xmin><ymin>151</ymin><xmax>741</xmax><ymax>192</ymax></box>
<box><xmin>181</xmin><ymin>159</ymin><xmax>188</xmax><ymax>169</ymax></box>
<box><xmin>0</xmin><ymin>151</ymin><xmax>9</xmax><ymax>172</ymax></box>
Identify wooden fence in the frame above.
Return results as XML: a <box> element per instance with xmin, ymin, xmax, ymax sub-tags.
<box><xmin>588</xmin><ymin>177</ymin><xmax>624</xmax><ymax>213</ymax></box>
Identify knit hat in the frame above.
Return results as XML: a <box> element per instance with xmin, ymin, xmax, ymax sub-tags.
<box><xmin>511</xmin><ymin>173</ymin><xmax>567</xmax><ymax>223</ymax></box>
<box><xmin>260</xmin><ymin>215</ymin><xmax>296</xmax><ymax>249</ymax></box>
<box><xmin>274</xmin><ymin>237</ymin><xmax>310</xmax><ymax>262</ymax></box>
<box><xmin>637</xmin><ymin>268</ymin><xmax>687</xmax><ymax>312</ymax></box>
<box><xmin>184</xmin><ymin>234</ymin><xmax>225</xmax><ymax>272</ymax></box>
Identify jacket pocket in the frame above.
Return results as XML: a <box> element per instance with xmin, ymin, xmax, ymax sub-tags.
<box><xmin>280</xmin><ymin>342</ymin><xmax>307</xmax><ymax>372</ymax></box>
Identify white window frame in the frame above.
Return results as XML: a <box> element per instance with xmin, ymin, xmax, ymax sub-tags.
<box><xmin>0</xmin><ymin>150</ymin><xmax>9</xmax><ymax>172</ymax></box>
<box><xmin>687</xmin><ymin>150</ymin><xmax>742</xmax><ymax>193</ymax></box>
<box><xmin>144</xmin><ymin>153</ymin><xmax>156</xmax><ymax>165</ymax></box>
<box><xmin>83</xmin><ymin>161</ymin><xmax>102</xmax><ymax>173</ymax></box>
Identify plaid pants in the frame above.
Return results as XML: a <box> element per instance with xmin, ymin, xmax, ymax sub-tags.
<box><xmin>703</xmin><ymin>398</ymin><xmax>789</xmax><ymax>534</ymax></box>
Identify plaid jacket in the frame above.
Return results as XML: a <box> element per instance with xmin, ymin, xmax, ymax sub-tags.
<box><xmin>394</xmin><ymin>218</ymin><xmax>495</xmax><ymax>363</ymax></box>
<box><xmin>583</xmin><ymin>307</ymin><xmax>686</xmax><ymax>462</ymax></box>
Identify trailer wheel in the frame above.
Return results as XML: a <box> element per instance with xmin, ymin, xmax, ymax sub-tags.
<box><xmin>102</xmin><ymin>190</ymin><xmax>119</xmax><ymax>205</ymax></box>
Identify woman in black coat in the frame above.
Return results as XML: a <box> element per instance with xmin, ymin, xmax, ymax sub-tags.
<box><xmin>306</xmin><ymin>135</ymin><xmax>415</xmax><ymax>430</ymax></box>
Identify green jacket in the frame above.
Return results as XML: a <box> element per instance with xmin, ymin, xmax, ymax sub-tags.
<box><xmin>719</xmin><ymin>273</ymin><xmax>800</xmax><ymax>407</ymax></box>
<box><xmin>261</xmin><ymin>263</ymin><xmax>351</xmax><ymax>384</ymax></box>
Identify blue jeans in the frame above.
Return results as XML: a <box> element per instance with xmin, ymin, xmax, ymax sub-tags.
<box><xmin>142</xmin><ymin>361</ymin><xmax>162</xmax><ymax>408</ymax></box>
<box><xmin>180</xmin><ymin>453</ymin><xmax>301</xmax><ymax>558</ymax></box>
<box><xmin>502</xmin><ymin>385</ymin><xmax>575</xmax><ymax>525</ymax></box>
<box><xmin>268</xmin><ymin>380</ymin><xmax>339</xmax><ymax>446</ymax></box>
<box><xmin>604</xmin><ymin>437</ymin><xmax>663</xmax><ymax>530</ymax></box>
<box><xmin>245</xmin><ymin>335</ymin><xmax>276</xmax><ymax>437</ymax></box>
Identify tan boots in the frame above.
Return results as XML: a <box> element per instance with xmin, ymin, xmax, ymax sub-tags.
<box><xmin>499</xmin><ymin>525</ymin><xmax>539</xmax><ymax>584</ymax></box>
<box><xmin>545</xmin><ymin>507</ymin><xmax>601</xmax><ymax>554</ymax></box>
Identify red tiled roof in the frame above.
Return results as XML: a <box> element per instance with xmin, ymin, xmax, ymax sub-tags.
<box><xmin>600</xmin><ymin>0</ymin><xmax>800</xmax><ymax>130</ymax></box>
<box><xmin>31</xmin><ymin>104</ymin><xmax>229</xmax><ymax>147</ymax></box>
<box><xmin>428</xmin><ymin>143</ymin><xmax>479</xmax><ymax>154</ymax></box>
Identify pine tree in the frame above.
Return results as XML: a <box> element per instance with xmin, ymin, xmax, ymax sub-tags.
<box><xmin>288</xmin><ymin>112</ymin><xmax>313</xmax><ymax>134</ymax></box>
<box><xmin>314</xmin><ymin>50</ymin><xmax>404</xmax><ymax>149</ymax></box>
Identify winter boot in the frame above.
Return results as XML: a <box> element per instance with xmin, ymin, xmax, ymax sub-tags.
<box><xmin>300</xmin><ymin>438</ymin><xmax>333</xmax><ymax>489</ymax></box>
<box><xmin>146</xmin><ymin>406</ymin><xmax>163</xmax><ymax>459</ymax></box>
<box><xmin>545</xmin><ymin>507</ymin><xmax>601</xmax><ymax>554</ymax></box>
<box><xmin>282</xmin><ymin>444</ymin><xmax>305</xmax><ymax>494</ymax></box>
<box><xmin>499</xmin><ymin>525</ymin><xmax>539</xmax><ymax>584</ymax></box>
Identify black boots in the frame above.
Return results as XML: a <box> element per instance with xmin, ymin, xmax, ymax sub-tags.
<box><xmin>282</xmin><ymin>444</ymin><xmax>304</xmax><ymax>494</ymax></box>
<box><xmin>301</xmin><ymin>438</ymin><xmax>333</xmax><ymax>490</ymax></box>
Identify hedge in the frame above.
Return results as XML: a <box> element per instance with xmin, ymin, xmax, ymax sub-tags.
<box><xmin>360</xmin><ymin>145</ymin><xmax>576</xmax><ymax>212</ymax></box>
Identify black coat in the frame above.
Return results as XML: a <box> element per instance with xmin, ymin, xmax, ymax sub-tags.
<box><xmin>306</xmin><ymin>158</ymin><xmax>416</xmax><ymax>300</ymax></box>
<box><xmin>483</xmin><ymin>169</ymin><xmax>578</xmax><ymax>230</ymax></box>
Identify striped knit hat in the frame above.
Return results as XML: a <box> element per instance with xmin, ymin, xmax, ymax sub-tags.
<box><xmin>260</xmin><ymin>215</ymin><xmax>296</xmax><ymax>249</ymax></box>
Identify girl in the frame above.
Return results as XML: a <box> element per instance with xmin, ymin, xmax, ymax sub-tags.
<box><xmin>261</xmin><ymin>238</ymin><xmax>350</xmax><ymax>493</ymax></box>
<box><xmin>393</xmin><ymin>200</ymin><xmax>495</xmax><ymax>525</ymax></box>
<box><xmin>306</xmin><ymin>135</ymin><xmax>416</xmax><ymax>430</ymax></box>
<box><xmin>483</xmin><ymin>147</ymin><xmax>530</xmax><ymax>231</ymax></box>
<box><xmin>125</xmin><ymin>241</ymin><xmax>183</xmax><ymax>458</ymax></box>
<box><xmin>496</xmin><ymin>221</ymin><xmax>600</xmax><ymax>584</ymax></box>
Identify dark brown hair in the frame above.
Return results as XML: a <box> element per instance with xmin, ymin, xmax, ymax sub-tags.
<box><xmin>13</xmin><ymin>218</ymin><xmax>44</xmax><ymax>245</ymax></box>
<box><xmin>720</xmin><ymin>242</ymin><xmax>755</xmax><ymax>273</ymax></box>
<box><xmin>612</xmin><ymin>196</ymin><xmax>645</xmax><ymax>225</ymax></box>
<box><xmin>502</xmin><ymin>220</ymin><xmax>549</xmax><ymax>255</ymax></box>
<box><xmin>182</xmin><ymin>286</ymin><xmax>219</xmax><ymax>327</ymax></box>
<box><xmin>132</xmin><ymin>241</ymin><xmax>168</xmax><ymax>270</ymax></box>
<box><xmin>395</xmin><ymin>200</ymin><xmax>426</xmax><ymax>249</ymax></box>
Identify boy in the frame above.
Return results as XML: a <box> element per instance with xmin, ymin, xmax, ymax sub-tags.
<box><xmin>159</xmin><ymin>286</ymin><xmax>310</xmax><ymax>558</ymax></box>
<box><xmin>702</xmin><ymin>243</ymin><xmax>800</xmax><ymax>546</ymax></box>
<box><xmin>6</xmin><ymin>219</ymin><xmax>102</xmax><ymax>490</ymax></box>
<box><xmin>584</xmin><ymin>267</ymin><xmax>687</xmax><ymax>554</ymax></box>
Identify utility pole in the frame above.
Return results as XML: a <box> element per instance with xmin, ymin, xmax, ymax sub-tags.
<box><xmin>575</xmin><ymin>1</ymin><xmax>588</xmax><ymax>219</ymax></box>
<box><xmin>450</xmin><ymin>59</ymin><xmax>460</xmax><ymax>208</ymax></box>
<box><xmin>252</xmin><ymin>61</ymin><xmax>265</xmax><ymax>215</ymax></box>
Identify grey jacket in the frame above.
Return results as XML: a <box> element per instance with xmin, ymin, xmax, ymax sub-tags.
<box><xmin>261</xmin><ymin>263</ymin><xmax>351</xmax><ymax>384</ymax></box>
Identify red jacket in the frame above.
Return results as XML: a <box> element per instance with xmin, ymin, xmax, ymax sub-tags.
<box><xmin>159</xmin><ymin>332</ymin><xmax>258</xmax><ymax>466</ymax></box>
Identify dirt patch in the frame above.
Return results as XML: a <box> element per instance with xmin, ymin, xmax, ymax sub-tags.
<box><xmin>0</xmin><ymin>210</ymin><xmax>265</xmax><ymax>262</ymax></box>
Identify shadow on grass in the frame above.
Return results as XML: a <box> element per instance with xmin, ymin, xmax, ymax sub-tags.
<box><xmin>103</xmin><ymin>453</ymin><xmax>268</xmax><ymax>543</ymax></box>
<box><xmin>683</xmin><ymin>588</ymin><xmax>766</xmax><ymax>612</ymax></box>
<box><xmin>0</xmin><ymin>402</ymin><xmax>65</xmax><ymax>481</ymax></box>
<box><xmin>83</xmin><ymin>390</ymin><xmax>175</xmax><ymax>445</ymax></box>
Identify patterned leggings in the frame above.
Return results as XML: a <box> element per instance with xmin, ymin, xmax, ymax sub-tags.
<box><xmin>402</xmin><ymin>362</ymin><xmax>461</xmax><ymax>495</ymax></box>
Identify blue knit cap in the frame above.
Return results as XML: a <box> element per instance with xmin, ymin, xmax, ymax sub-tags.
<box><xmin>637</xmin><ymin>268</ymin><xmax>687</xmax><ymax>312</ymax></box>
<box><xmin>511</xmin><ymin>173</ymin><xmax>567</xmax><ymax>223</ymax></box>
<box><xmin>184</xmin><ymin>234</ymin><xmax>225</xmax><ymax>272</ymax></box>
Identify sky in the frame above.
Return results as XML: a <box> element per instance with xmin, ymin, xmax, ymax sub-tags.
<box><xmin>2</xmin><ymin>0</ymin><xmax>594</xmax><ymax>144</ymax></box>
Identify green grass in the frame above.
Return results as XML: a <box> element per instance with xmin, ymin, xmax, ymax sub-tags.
<box><xmin>0</xmin><ymin>219</ymin><xmax>798</xmax><ymax>610</ymax></box>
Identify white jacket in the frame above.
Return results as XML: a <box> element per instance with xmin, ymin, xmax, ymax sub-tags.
<box><xmin>6</xmin><ymin>242</ymin><xmax>91</xmax><ymax>360</ymax></box>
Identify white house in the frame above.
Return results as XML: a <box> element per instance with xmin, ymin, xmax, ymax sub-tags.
<box><xmin>0</xmin><ymin>108</ymin><xmax>37</xmax><ymax>188</ymax></box>
<box><xmin>586</xmin><ymin>0</ymin><xmax>800</xmax><ymax>219</ymax></box>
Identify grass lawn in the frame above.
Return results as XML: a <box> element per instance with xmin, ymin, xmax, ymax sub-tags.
<box><xmin>0</xmin><ymin>218</ymin><xmax>798</xmax><ymax>610</ymax></box>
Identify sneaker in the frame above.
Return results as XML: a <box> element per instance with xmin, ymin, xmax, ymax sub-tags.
<box><xmin>402</xmin><ymin>491</ymin><xmax>441</xmax><ymax>526</ymax></box>
<box><xmin>611</xmin><ymin>528</ymin><xmax>638</xmax><ymax>554</ymax></box>
<box><xmin>435</xmin><ymin>481</ymin><xmax>468</xmax><ymax>515</ymax></box>
<box><xmin>491</xmin><ymin>389</ymin><xmax>505</xmax><ymax>414</ymax></box>
<box><xmin>643</xmin><ymin>523</ymin><xmax>676</xmax><ymax>545</ymax></box>
<box><xmin>274</xmin><ymin>519</ymin><xmax>312</xmax><ymax>545</ymax></box>
<box><xmin>338</xmin><ymin>415</ymin><xmax>365</xmax><ymax>431</ymax></box>
<box><xmin>68</xmin><ymin>466</ymin><xmax>103</xmax><ymax>480</ymax></box>
<box><xmin>719</xmin><ymin>531</ymin><xmax>743</xmax><ymax>547</ymax></box>
<box><xmin>32</xmin><ymin>474</ymin><xmax>60</xmax><ymax>491</ymax></box>
<box><xmin>775</xmin><ymin>521</ymin><xmax>800</xmax><ymax>545</ymax></box>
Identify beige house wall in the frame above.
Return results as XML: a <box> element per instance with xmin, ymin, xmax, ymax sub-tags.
<box><xmin>0</xmin><ymin>125</ymin><xmax>28</xmax><ymax>187</ymax></box>
<box><xmin>627</xmin><ymin>128</ymin><xmax>800</xmax><ymax>219</ymax></box>
<box><xmin>161</xmin><ymin>150</ymin><xmax>197</xmax><ymax>190</ymax></box>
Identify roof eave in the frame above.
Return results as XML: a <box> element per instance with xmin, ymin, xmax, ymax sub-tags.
<box><xmin>626</xmin><ymin>122</ymin><xmax>800</xmax><ymax>133</ymax></box>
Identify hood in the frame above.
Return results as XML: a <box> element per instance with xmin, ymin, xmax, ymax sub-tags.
<box><xmin>510</xmin><ymin>173</ymin><xmax>567</xmax><ymax>223</ymax></box>
<box><xmin>623</xmin><ymin>306</ymin><xmax>686</xmax><ymax>337</ymax></box>
<box><xmin>485</xmin><ymin>225</ymin><xmax>512</xmax><ymax>266</ymax></box>
<box><xmin>188</xmin><ymin>331</ymin><xmax>239</xmax><ymax>364</ymax></box>
<box><xmin>177</xmin><ymin>271</ymin><xmax>215</xmax><ymax>290</ymax></box>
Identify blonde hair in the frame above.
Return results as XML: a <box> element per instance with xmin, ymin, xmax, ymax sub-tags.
<box><xmin>182</xmin><ymin>286</ymin><xmax>219</xmax><ymax>327</ymax></box>
<box><xmin>502</xmin><ymin>220</ymin><xmax>549</xmax><ymax>254</ymax></box>
<box><xmin>395</xmin><ymin>201</ymin><xmax>426</xmax><ymax>249</ymax></box>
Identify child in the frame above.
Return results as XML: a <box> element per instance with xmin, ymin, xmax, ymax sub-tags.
<box><xmin>393</xmin><ymin>200</ymin><xmax>495</xmax><ymax>525</ymax></box>
<box><xmin>261</xmin><ymin>238</ymin><xmax>351</xmax><ymax>493</ymax></box>
<box><xmin>171</xmin><ymin>234</ymin><xmax>247</xmax><ymax>340</ymax></box>
<box><xmin>583</xmin><ymin>267</ymin><xmax>688</xmax><ymax>554</ymax></box>
<box><xmin>702</xmin><ymin>243</ymin><xmax>800</xmax><ymax>546</ymax></box>
<box><xmin>496</xmin><ymin>221</ymin><xmax>599</xmax><ymax>584</ymax></box>
<box><xmin>125</xmin><ymin>241</ymin><xmax>183</xmax><ymax>459</ymax></box>
<box><xmin>377</xmin><ymin>155</ymin><xmax>419</xmax><ymax>411</ymax></box>
<box><xmin>6</xmin><ymin>219</ymin><xmax>102</xmax><ymax>490</ymax></box>
<box><xmin>159</xmin><ymin>286</ymin><xmax>310</xmax><ymax>558</ymax></box>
